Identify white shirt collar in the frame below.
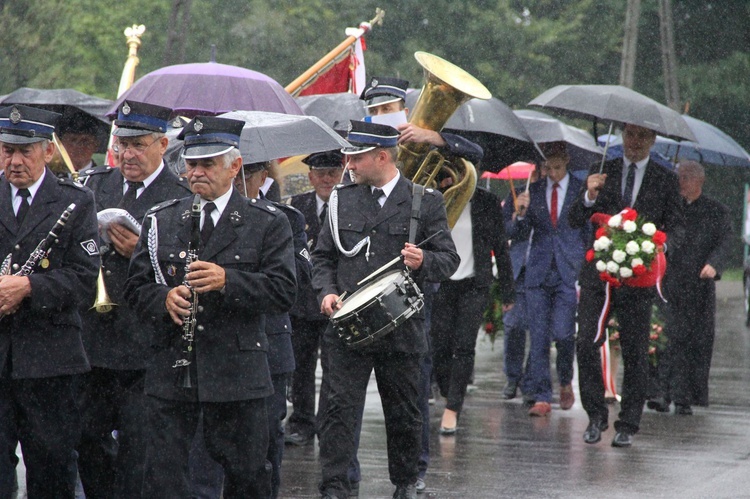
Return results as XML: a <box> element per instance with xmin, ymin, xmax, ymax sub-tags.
<box><xmin>11</xmin><ymin>167</ymin><xmax>46</xmax><ymax>203</ymax></box>
<box><xmin>316</xmin><ymin>193</ymin><xmax>328</xmax><ymax>216</ymax></box>
<box><xmin>122</xmin><ymin>161</ymin><xmax>164</xmax><ymax>195</ymax></box>
<box><xmin>372</xmin><ymin>171</ymin><xmax>401</xmax><ymax>198</ymax></box>
<box><xmin>202</xmin><ymin>186</ymin><xmax>233</xmax><ymax>218</ymax></box>
<box><xmin>546</xmin><ymin>173</ymin><xmax>569</xmax><ymax>191</ymax></box>
<box><xmin>623</xmin><ymin>155</ymin><xmax>650</xmax><ymax>170</ymax></box>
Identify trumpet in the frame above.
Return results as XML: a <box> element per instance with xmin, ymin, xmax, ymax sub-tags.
<box><xmin>172</xmin><ymin>194</ymin><xmax>202</xmax><ymax>388</ymax></box>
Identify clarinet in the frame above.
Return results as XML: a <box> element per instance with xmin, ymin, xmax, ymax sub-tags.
<box><xmin>173</xmin><ymin>194</ymin><xmax>202</xmax><ymax>388</ymax></box>
<box><xmin>0</xmin><ymin>203</ymin><xmax>76</xmax><ymax>320</ymax></box>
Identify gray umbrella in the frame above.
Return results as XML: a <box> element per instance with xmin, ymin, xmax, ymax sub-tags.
<box><xmin>296</xmin><ymin>92</ymin><xmax>366</xmax><ymax>131</ymax></box>
<box><xmin>514</xmin><ymin>109</ymin><xmax>603</xmax><ymax>169</ymax></box>
<box><xmin>0</xmin><ymin>87</ymin><xmax>113</xmax><ymax>153</ymax></box>
<box><xmin>528</xmin><ymin>84</ymin><xmax>696</xmax><ymax>142</ymax></box>
<box><xmin>405</xmin><ymin>91</ymin><xmax>543</xmax><ymax>172</ymax></box>
<box><xmin>165</xmin><ymin>110</ymin><xmax>350</xmax><ymax>174</ymax></box>
<box><xmin>654</xmin><ymin>115</ymin><xmax>750</xmax><ymax>167</ymax></box>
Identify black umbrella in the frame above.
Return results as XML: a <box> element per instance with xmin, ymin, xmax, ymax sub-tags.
<box><xmin>296</xmin><ymin>92</ymin><xmax>366</xmax><ymax>131</ymax></box>
<box><xmin>0</xmin><ymin>87</ymin><xmax>113</xmax><ymax>153</ymax></box>
<box><xmin>528</xmin><ymin>84</ymin><xmax>696</xmax><ymax>142</ymax></box>
<box><xmin>405</xmin><ymin>90</ymin><xmax>542</xmax><ymax>172</ymax></box>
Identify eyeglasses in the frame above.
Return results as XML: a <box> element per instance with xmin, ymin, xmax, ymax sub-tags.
<box><xmin>311</xmin><ymin>168</ymin><xmax>344</xmax><ymax>178</ymax></box>
<box><xmin>113</xmin><ymin>138</ymin><xmax>159</xmax><ymax>155</ymax></box>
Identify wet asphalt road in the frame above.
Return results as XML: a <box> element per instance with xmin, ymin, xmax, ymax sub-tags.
<box><xmin>280</xmin><ymin>281</ymin><xmax>750</xmax><ymax>499</ymax></box>
<box><xmin>14</xmin><ymin>282</ymin><xmax>750</xmax><ymax>498</ymax></box>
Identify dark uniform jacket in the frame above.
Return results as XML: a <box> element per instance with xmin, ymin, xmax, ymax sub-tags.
<box><xmin>569</xmin><ymin>158</ymin><xmax>685</xmax><ymax>288</ymax></box>
<box><xmin>289</xmin><ymin>190</ymin><xmax>328</xmax><ymax>322</ymax></box>
<box><xmin>124</xmin><ymin>189</ymin><xmax>297</xmax><ymax>402</ymax></box>
<box><xmin>0</xmin><ymin>168</ymin><xmax>99</xmax><ymax>378</ymax></box>
<box><xmin>266</xmin><ymin>201</ymin><xmax>311</xmax><ymax>375</ymax></box>
<box><xmin>312</xmin><ymin>175</ymin><xmax>459</xmax><ymax>354</ymax></box>
<box><xmin>79</xmin><ymin>164</ymin><xmax>190</xmax><ymax>369</ymax></box>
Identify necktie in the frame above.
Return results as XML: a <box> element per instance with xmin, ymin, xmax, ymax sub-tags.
<box><xmin>201</xmin><ymin>202</ymin><xmax>216</xmax><ymax>246</ymax></box>
<box><xmin>550</xmin><ymin>182</ymin><xmax>559</xmax><ymax>228</ymax></box>
<box><xmin>16</xmin><ymin>188</ymin><xmax>30</xmax><ymax>224</ymax></box>
<box><xmin>119</xmin><ymin>181</ymin><xmax>143</xmax><ymax>209</ymax></box>
<box><xmin>372</xmin><ymin>188</ymin><xmax>384</xmax><ymax>211</ymax></box>
<box><xmin>623</xmin><ymin>163</ymin><xmax>636</xmax><ymax>207</ymax></box>
<box><xmin>319</xmin><ymin>203</ymin><xmax>328</xmax><ymax>225</ymax></box>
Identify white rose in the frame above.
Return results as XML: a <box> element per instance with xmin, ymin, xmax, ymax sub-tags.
<box><xmin>612</xmin><ymin>249</ymin><xmax>626</xmax><ymax>263</ymax></box>
<box><xmin>625</xmin><ymin>240</ymin><xmax>640</xmax><ymax>255</ymax></box>
<box><xmin>593</xmin><ymin>236</ymin><xmax>611</xmax><ymax>251</ymax></box>
<box><xmin>632</xmin><ymin>257</ymin><xmax>644</xmax><ymax>268</ymax></box>
<box><xmin>642</xmin><ymin>222</ymin><xmax>656</xmax><ymax>236</ymax></box>
<box><xmin>619</xmin><ymin>267</ymin><xmax>633</xmax><ymax>278</ymax></box>
<box><xmin>606</xmin><ymin>261</ymin><xmax>619</xmax><ymax>273</ymax></box>
<box><xmin>623</xmin><ymin>220</ymin><xmax>637</xmax><ymax>233</ymax></box>
<box><xmin>641</xmin><ymin>240</ymin><xmax>655</xmax><ymax>254</ymax></box>
<box><xmin>596</xmin><ymin>260</ymin><xmax>607</xmax><ymax>272</ymax></box>
<box><xmin>608</xmin><ymin>214</ymin><xmax>622</xmax><ymax>228</ymax></box>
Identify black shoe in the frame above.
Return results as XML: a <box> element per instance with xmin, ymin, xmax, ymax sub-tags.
<box><xmin>522</xmin><ymin>394</ymin><xmax>536</xmax><ymax>408</ymax></box>
<box><xmin>675</xmin><ymin>404</ymin><xmax>693</xmax><ymax>415</ymax></box>
<box><xmin>583</xmin><ymin>420</ymin><xmax>608</xmax><ymax>444</ymax></box>
<box><xmin>611</xmin><ymin>431</ymin><xmax>633</xmax><ymax>447</ymax></box>
<box><xmin>502</xmin><ymin>381</ymin><xmax>518</xmax><ymax>399</ymax></box>
<box><xmin>393</xmin><ymin>484</ymin><xmax>417</xmax><ymax>499</ymax></box>
<box><xmin>284</xmin><ymin>431</ymin><xmax>313</xmax><ymax>446</ymax></box>
<box><xmin>647</xmin><ymin>397</ymin><xmax>671</xmax><ymax>413</ymax></box>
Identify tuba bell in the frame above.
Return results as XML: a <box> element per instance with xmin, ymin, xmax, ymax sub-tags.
<box><xmin>398</xmin><ymin>52</ymin><xmax>491</xmax><ymax>228</ymax></box>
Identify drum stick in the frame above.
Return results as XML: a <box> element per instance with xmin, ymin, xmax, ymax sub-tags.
<box><xmin>333</xmin><ymin>291</ymin><xmax>348</xmax><ymax>307</ymax></box>
<box><xmin>356</xmin><ymin>230</ymin><xmax>444</xmax><ymax>286</ymax></box>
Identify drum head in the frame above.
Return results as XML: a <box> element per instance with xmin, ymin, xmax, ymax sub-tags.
<box><xmin>334</xmin><ymin>270</ymin><xmax>403</xmax><ymax>318</ymax></box>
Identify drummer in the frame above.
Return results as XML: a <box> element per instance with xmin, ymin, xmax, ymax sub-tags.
<box><xmin>312</xmin><ymin>120</ymin><xmax>459</xmax><ymax>499</ymax></box>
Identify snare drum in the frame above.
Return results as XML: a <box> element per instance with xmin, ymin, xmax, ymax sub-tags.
<box><xmin>331</xmin><ymin>270</ymin><xmax>424</xmax><ymax>349</ymax></box>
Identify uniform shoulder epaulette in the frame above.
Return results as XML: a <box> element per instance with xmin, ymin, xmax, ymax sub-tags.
<box><xmin>334</xmin><ymin>182</ymin><xmax>355</xmax><ymax>190</ymax></box>
<box><xmin>147</xmin><ymin>198</ymin><xmax>180</xmax><ymax>213</ymax></box>
<box><xmin>57</xmin><ymin>176</ymin><xmax>86</xmax><ymax>189</ymax></box>
<box><xmin>247</xmin><ymin>197</ymin><xmax>282</xmax><ymax>216</ymax></box>
<box><xmin>273</xmin><ymin>201</ymin><xmax>302</xmax><ymax>218</ymax></box>
<box><xmin>79</xmin><ymin>165</ymin><xmax>116</xmax><ymax>177</ymax></box>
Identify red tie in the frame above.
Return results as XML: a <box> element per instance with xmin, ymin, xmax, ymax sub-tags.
<box><xmin>550</xmin><ymin>182</ymin><xmax>559</xmax><ymax>228</ymax></box>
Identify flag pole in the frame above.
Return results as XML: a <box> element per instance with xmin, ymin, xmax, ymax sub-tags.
<box><xmin>285</xmin><ymin>8</ymin><xmax>384</xmax><ymax>96</ymax></box>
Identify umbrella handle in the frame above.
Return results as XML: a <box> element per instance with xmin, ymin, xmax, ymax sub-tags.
<box><xmin>599</xmin><ymin>122</ymin><xmax>614</xmax><ymax>174</ymax></box>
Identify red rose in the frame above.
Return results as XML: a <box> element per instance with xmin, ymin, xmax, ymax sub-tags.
<box><xmin>632</xmin><ymin>264</ymin><xmax>647</xmax><ymax>276</ymax></box>
<box><xmin>590</xmin><ymin>213</ymin><xmax>611</xmax><ymax>227</ymax></box>
<box><xmin>586</xmin><ymin>249</ymin><xmax>595</xmax><ymax>262</ymax></box>
<box><xmin>599</xmin><ymin>271</ymin><xmax>610</xmax><ymax>282</ymax></box>
<box><xmin>485</xmin><ymin>323</ymin><xmax>493</xmax><ymax>333</ymax></box>
<box><xmin>652</xmin><ymin>230</ymin><xmax>667</xmax><ymax>245</ymax></box>
<box><xmin>595</xmin><ymin>226</ymin><xmax>608</xmax><ymax>239</ymax></box>
<box><xmin>621</xmin><ymin>208</ymin><xmax>638</xmax><ymax>221</ymax></box>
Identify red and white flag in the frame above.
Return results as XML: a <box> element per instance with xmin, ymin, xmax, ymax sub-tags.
<box><xmin>297</xmin><ymin>28</ymin><xmax>367</xmax><ymax>97</ymax></box>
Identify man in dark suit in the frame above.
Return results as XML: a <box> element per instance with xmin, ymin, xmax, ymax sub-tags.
<box><xmin>649</xmin><ymin>160</ymin><xmax>731</xmax><ymax>415</ymax></box>
<box><xmin>313</xmin><ymin>121</ymin><xmax>459</xmax><ymax>499</ymax></box>
<box><xmin>569</xmin><ymin>123</ymin><xmax>684</xmax><ymax>447</ymax></box>
<box><xmin>76</xmin><ymin>100</ymin><xmax>190</xmax><ymax>497</ymax></box>
<box><xmin>430</xmin><ymin>179</ymin><xmax>515</xmax><ymax>430</ymax></box>
<box><xmin>511</xmin><ymin>143</ymin><xmax>587</xmax><ymax>416</ymax></box>
<box><xmin>285</xmin><ymin>150</ymin><xmax>344</xmax><ymax>447</ymax></box>
<box><xmin>0</xmin><ymin>105</ymin><xmax>100</xmax><ymax>496</ymax></box>
<box><xmin>125</xmin><ymin>116</ymin><xmax>297</xmax><ymax>497</ymax></box>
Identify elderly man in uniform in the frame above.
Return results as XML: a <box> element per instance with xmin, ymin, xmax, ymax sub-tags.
<box><xmin>76</xmin><ymin>100</ymin><xmax>190</xmax><ymax>497</ymax></box>
<box><xmin>125</xmin><ymin>116</ymin><xmax>296</xmax><ymax>497</ymax></box>
<box><xmin>0</xmin><ymin>105</ymin><xmax>99</xmax><ymax>496</ymax></box>
<box><xmin>569</xmin><ymin>123</ymin><xmax>684</xmax><ymax>447</ymax></box>
<box><xmin>285</xmin><ymin>150</ymin><xmax>345</xmax><ymax>448</ymax></box>
<box><xmin>313</xmin><ymin>120</ymin><xmax>459</xmax><ymax>499</ymax></box>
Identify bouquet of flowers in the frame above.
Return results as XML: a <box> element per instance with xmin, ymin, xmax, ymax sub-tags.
<box><xmin>606</xmin><ymin>306</ymin><xmax>668</xmax><ymax>366</ymax></box>
<box><xmin>586</xmin><ymin>208</ymin><xmax>667</xmax><ymax>288</ymax></box>
<box><xmin>482</xmin><ymin>279</ymin><xmax>505</xmax><ymax>350</ymax></box>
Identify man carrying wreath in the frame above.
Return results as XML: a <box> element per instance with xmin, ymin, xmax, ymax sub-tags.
<box><xmin>569</xmin><ymin>123</ymin><xmax>684</xmax><ymax>447</ymax></box>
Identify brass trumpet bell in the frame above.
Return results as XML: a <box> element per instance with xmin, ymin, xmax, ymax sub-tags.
<box><xmin>91</xmin><ymin>268</ymin><xmax>117</xmax><ymax>313</ymax></box>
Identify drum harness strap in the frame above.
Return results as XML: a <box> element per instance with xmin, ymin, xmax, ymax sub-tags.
<box><xmin>328</xmin><ymin>183</ymin><xmax>426</xmax><ymax>261</ymax></box>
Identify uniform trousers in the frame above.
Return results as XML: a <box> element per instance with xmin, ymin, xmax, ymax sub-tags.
<box><xmin>430</xmin><ymin>278</ymin><xmax>490</xmax><ymax>413</ymax></box>
<box><xmin>76</xmin><ymin>366</ymin><xmax>148</xmax><ymax>498</ymax></box>
<box><xmin>288</xmin><ymin>317</ymin><xmax>329</xmax><ymax>437</ymax></box>
<box><xmin>143</xmin><ymin>395</ymin><xmax>270</xmax><ymax>498</ymax></box>
<box><xmin>319</xmin><ymin>330</ymin><xmax>422</xmax><ymax>497</ymax></box>
<box><xmin>0</xmin><ymin>374</ymin><xmax>80</xmax><ymax>499</ymax></box>
<box><xmin>577</xmin><ymin>283</ymin><xmax>654</xmax><ymax>433</ymax></box>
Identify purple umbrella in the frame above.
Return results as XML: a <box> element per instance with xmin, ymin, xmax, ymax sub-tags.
<box><xmin>108</xmin><ymin>62</ymin><xmax>303</xmax><ymax>118</ymax></box>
